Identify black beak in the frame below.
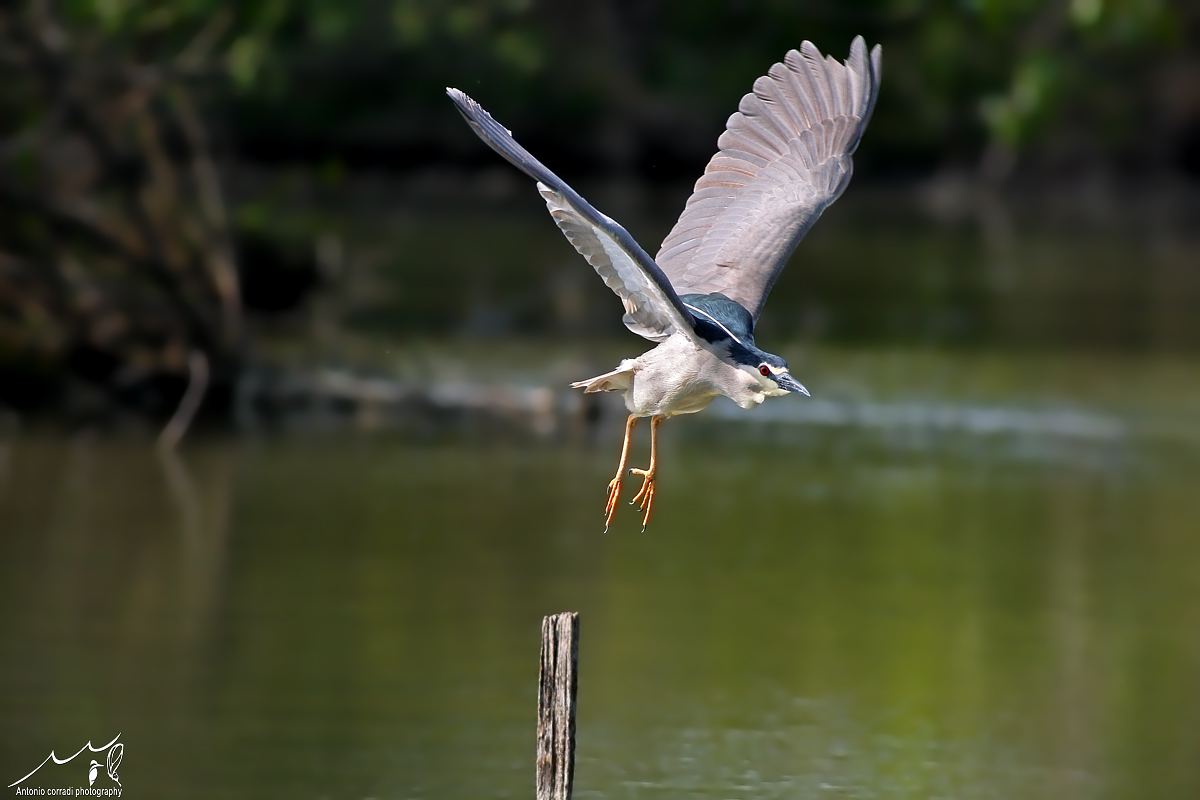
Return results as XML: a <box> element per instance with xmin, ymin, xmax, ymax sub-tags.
<box><xmin>776</xmin><ymin>373</ymin><xmax>809</xmax><ymax>396</ymax></box>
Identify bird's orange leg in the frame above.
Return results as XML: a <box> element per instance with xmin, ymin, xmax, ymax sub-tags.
<box><xmin>604</xmin><ymin>415</ymin><xmax>638</xmax><ymax>531</ymax></box>
<box><xmin>629</xmin><ymin>414</ymin><xmax>662</xmax><ymax>531</ymax></box>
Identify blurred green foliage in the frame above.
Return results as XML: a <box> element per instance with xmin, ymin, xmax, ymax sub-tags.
<box><xmin>2</xmin><ymin>0</ymin><xmax>1197</xmax><ymax>419</ymax></box>
<box><xmin>39</xmin><ymin>0</ymin><xmax>1191</xmax><ymax>176</ymax></box>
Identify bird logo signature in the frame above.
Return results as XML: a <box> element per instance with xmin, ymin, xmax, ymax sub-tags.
<box><xmin>89</xmin><ymin>743</ymin><xmax>122</xmax><ymax>787</ymax></box>
<box><xmin>8</xmin><ymin>734</ymin><xmax>123</xmax><ymax>791</ymax></box>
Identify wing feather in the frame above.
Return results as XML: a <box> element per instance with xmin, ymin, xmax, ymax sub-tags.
<box><xmin>654</xmin><ymin>37</ymin><xmax>882</xmax><ymax>320</ymax></box>
<box><xmin>447</xmin><ymin>88</ymin><xmax>695</xmax><ymax>342</ymax></box>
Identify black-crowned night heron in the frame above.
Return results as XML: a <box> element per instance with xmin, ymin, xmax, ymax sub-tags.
<box><xmin>449</xmin><ymin>37</ymin><xmax>881</xmax><ymax>530</ymax></box>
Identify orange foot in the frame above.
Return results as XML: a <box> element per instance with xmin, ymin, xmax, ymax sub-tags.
<box><xmin>628</xmin><ymin>415</ymin><xmax>662</xmax><ymax>531</ymax></box>
<box><xmin>604</xmin><ymin>472</ymin><xmax>625</xmax><ymax>531</ymax></box>
<box><xmin>629</xmin><ymin>466</ymin><xmax>656</xmax><ymax>531</ymax></box>
<box><xmin>604</xmin><ymin>415</ymin><xmax>638</xmax><ymax>531</ymax></box>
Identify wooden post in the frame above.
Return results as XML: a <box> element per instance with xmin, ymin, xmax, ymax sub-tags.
<box><xmin>537</xmin><ymin>612</ymin><xmax>579</xmax><ymax>800</ymax></box>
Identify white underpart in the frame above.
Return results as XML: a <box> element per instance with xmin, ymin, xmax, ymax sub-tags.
<box><xmin>571</xmin><ymin>332</ymin><xmax>778</xmax><ymax>416</ymax></box>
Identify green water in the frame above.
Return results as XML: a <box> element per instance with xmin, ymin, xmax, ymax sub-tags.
<box><xmin>4</xmin><ymin>185</ymin><xmax>1200</xmax><ymax>797</ymax></box>
<box><xmin>2</xmin><ymin>380</ymin><xmax>1199</xmax><ymax>798</ymax></box>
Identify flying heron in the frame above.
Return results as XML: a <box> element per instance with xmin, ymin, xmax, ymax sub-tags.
<box><xmin>448</xmin><ymin>37</ymin><xmax>881</xmax><ymax>530</ymax></box>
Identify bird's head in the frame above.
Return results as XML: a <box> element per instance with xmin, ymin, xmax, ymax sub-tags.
<box><xmin>681</xmin><ymin>292</ymin><xmax>808</xmax><ymax>400</ymax></box>
<box><xmin>741</xmin><ymin>349</ymin><xmax>809</xmax><ymax>398</ymax></box>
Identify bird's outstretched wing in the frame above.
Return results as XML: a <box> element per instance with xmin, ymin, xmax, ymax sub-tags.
<box><xmin>655</xmin><ymin>37</ymin><xmax>882</xmax><ymax>321</ymax></box>
<box><xmin>447</xmin><ymin>88</ymin><xmax>695</xmax><ymax>342</ymax></box>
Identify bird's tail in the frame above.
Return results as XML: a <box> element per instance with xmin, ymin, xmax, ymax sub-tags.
<box><xmin>570</xmin><ymin>364</ymin><xmax>634</xmax><ymax>394</ymax></box>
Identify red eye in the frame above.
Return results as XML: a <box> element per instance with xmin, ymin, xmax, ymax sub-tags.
<box><xmin>759</xmin><ymin>365</ymin><xmax>771</xmax><ymax>377</ymax></box>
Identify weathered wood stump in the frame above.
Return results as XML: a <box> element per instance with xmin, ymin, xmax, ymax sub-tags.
<box><xmin>537</xmin><ymin>612</ymin><xmax>579</xmax><ymax>800</ymax></box>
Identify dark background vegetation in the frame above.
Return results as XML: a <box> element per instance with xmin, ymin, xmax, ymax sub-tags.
<box><xmin>2</xmin><ymin>0</ymin><xmax>1199</xmax><ymax>427</ymax></box>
